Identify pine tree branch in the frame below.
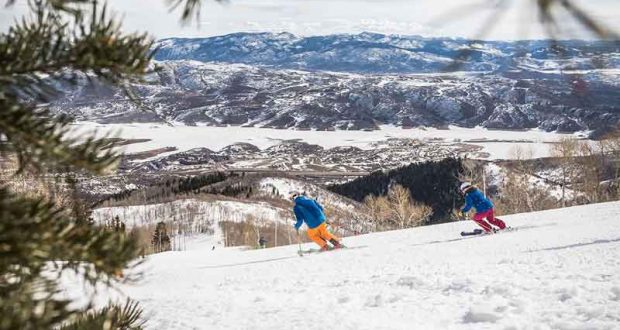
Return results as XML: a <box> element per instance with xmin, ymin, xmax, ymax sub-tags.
<box><xmin>0</xmin><ymin>2</ymin><xmax>155</xmax><ymax>174</ymax></box>
<box><xmin>0</xmin><ymin>186</ymin><xmax>140</xmax><ymax>285</ymax></box>
<box><xmin>0</xmin><ymin>0</ymin><xmax>204</xmax><ymax>328</ymax></box>
<box><xmin>0</xmin><ymin>3</ymin><xmax>154</xmax><ymax>102</ymax></box>
<box><xmin>0</xmin><ymin>101</ymin><xmax>121</xmax><ymax>174</ymax></box>
<box><xmin>60</xmin><ymin>299</ymin><xmax>145</xmax><ymax>330</ymax></box>
<box><xmin>0</xmin><ymin>276</ymin><xmax>73</xmax><ymax>330</ymax></box>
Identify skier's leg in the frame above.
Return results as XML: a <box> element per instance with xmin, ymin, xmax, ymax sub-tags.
<box><xmin>318</xmin><ymin>223</ymin><xmax>342</xmax><ymax>248</ymax></box>
<box><xmin>318</xmin><ymin>223</ymin><xmax>339</xmax><ymax>241</ymax></box>
<box><xmin>486</xmin><ymin>209</ymin><xmax>506</xmax><ymax>229</ymax></box>
<box><xmin>307</xmin><ymin>226</ymin><xmax>328</xmax><ymax>249</ymax></box>
<box><xmin>472</xmin><ymin>211</ymin><xmax>493</xmax><ymax>232</ymax></box>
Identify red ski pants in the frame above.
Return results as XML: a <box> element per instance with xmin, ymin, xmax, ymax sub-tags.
<box><xmin>473</xmin><ymin>209</ymin><xmax>506</xmax><ymax>232</ymax></box>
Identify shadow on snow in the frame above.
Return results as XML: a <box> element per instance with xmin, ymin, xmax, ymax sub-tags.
<box><xmin>196</xmin><ymin>246</ymin><xmax>368</xmax><ymax>269</ymax></box>
<box><xmin>409</xmin><ymin>223</ymin><xmax>558</xmax><ymax>247</ymax></box>
<box><xmin>528</xmin><ymin>238</ymin><xmax>620</xmax><ymax>252</ymax></box>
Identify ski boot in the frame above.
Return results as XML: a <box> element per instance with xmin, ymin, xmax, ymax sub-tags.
<box><xmin>319</xmin><ymin>245</ymin><xmax>330</xmax><ymax>252</ymax></box>
<box><xmin>329</xmin><ymin>239</ymin><xmax>343</xmax><ymax>249</ymax></box>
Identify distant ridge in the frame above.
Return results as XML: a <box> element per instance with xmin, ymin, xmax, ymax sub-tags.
<box><xmin>153</xmin><ymin>32</ymin><xmax>620</xmax><ymax>74</ymax></box>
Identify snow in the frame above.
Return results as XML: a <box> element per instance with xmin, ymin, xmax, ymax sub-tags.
<box><xmin>70</xmin><ymin>122</ymin><xmax>578</xmax><ymax>160</ymax></box>
<box><xmin>64</xmin><ymin>201</ymin><xmax>620</xmax><ymax>329</ymax></box>
<box><xmin>92</xmin><ymin>199</ymin><xmax>291</xmax><ymax>229</ymax></box>
<box><xmin>92</xmin><ymin>198</ymin><xmax>294</xmax><ymax>251</ymax></box>
<box><xmin>258</xmin><ymin>177</ymin><xmax>356</xmax><ymax>210</ymax></box>
<box><xmin>474</xmin><ymin>142</ymin><xmax>553</xmax><ymax>160</ymax></box>
<box><xmin>484</xmin><ymin>162</ymin><xmax>576</xmax><ymax>201</ymax></box>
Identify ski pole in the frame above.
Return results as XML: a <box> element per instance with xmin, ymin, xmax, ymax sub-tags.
<box><xmin>296</xmin><ymin>230</ymin><xmax>303</xmax><ymax>256</ymax></box>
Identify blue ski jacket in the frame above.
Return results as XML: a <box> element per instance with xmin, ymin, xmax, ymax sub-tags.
<box><xmin>461</xmin><ymin>188</ymin><xmax>493</xmax><ymax>214</ymax></box>
<box><xmin>293</xmin><ymin>196</ymin><xmax>326</xmax><ymax>230</ymax></box>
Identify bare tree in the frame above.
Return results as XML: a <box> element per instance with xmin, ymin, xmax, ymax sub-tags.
<box><xmin>364</xmin><ymin>194</ymin><xmax>390</xmax><ymax>231</ymax></box>
<box><xmin>549</xmin><ymin>137</ymin><xmax>580</xmax><ymax>206</ymax></box>
<box><xmin>492</xmin><ymin>145</ymin><xmax>560</xmax><ymax>214</ymax></box>
<box><xmin>386</xmin><ymin>185</ymin><xmax>432</xmax><ymax>229</ymax></box>
<box><xmin>363</xmin><ymin>185</ymin><xmax>432</xmax><ymax>231</ymax></box>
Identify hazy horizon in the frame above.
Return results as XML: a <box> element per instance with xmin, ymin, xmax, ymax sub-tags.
<box><xmin>1</xmin><ymin>0</ymin><xmax>618</xmax><ymax>41</ymax></box>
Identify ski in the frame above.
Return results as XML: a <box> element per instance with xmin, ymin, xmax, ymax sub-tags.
<box><xmin>460</xmin><ymin>226</ymin><xmax>515</xmax><ymax>237</ymax></box>
<box><xmin>460</xmin><ymin>229</ymin><xmax>484</xmax><ymax>236</ymax></box>
<box><xmin>298</xmin><ymin>245</ymin><xmax>366</xmax><ymax>256</ymax></box>
<box><xmin>299</xmin><ymin>246</ymin><xmax>344</xmax><ymax>255</ymax></box>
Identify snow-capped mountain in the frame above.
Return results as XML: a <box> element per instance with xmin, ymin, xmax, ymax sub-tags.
<box><xmin>52</xmin><ymin>62</ymin><xmax>620</xmax><ymax>134</ymax></box>
<box><xmin>153</xmin><ymin>32</ymin><xmax>620</xmax><ymax>74</ymax></box>
<box><xmin>51</xmin><ymin>33</ymin><xmax>620</xmax><ymax>135</ymax></box>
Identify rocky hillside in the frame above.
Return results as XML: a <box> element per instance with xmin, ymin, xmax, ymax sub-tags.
<box><xmin>124</xmin><ymin>138</ymin><xmax>479</xmax><ymax>174</ymax></box>
<box><xmin>50</xmin><ymin>33</ymin><xmax>620</xmax><ymax>135</ymax></box>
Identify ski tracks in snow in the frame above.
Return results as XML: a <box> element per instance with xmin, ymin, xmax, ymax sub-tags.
<box><xmin>85</xmin><ymin>202</ymin><xmax>620</xmax><ymax>329</ymax></box>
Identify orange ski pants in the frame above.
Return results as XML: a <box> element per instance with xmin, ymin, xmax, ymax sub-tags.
<box><xmin>307</xmin><ymin>223</ymin><xmax>339</xmax><ymax>247</ymax></box>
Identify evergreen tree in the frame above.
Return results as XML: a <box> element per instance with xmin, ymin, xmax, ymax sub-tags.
<box><xmin>151</xmin><ymin>222</ymin><xmax>171</xmax><ymax>253</ymax></box>
<box><xmin>0</xmin><ymin>0</ymin><xmax>204</xmax><ymax>328</ymax></box>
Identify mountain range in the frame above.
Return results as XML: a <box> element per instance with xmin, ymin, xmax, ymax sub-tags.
<box><xmin>153</xmin><ymin>32</ymin><xmax>619</xmax><ymax>74</ymax></box>
<box><xmin>51</xmin><ymin>33</ymin><xmax>620</xmax><ymax>136</ymax></box>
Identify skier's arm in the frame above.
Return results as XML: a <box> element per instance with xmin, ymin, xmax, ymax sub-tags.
<box><xmin>293</xmin><ymin>206</ymin><xmax>304</xmax><ymax>230</ymax></box>
<box><xmin>313</xmin><ymin>199</ymin><xmax>324</xmax><ymax>211</ymax></box>
<box><xmin>461</xmin><ymin>194</ymin><xmax>473</xmax><ymax>213</ymax></box>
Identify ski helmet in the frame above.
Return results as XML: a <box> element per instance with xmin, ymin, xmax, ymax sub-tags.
<box><xmin>460</xmin><ymin>182</ymin><xmax>472</xmax><ymax>192</ymax></box>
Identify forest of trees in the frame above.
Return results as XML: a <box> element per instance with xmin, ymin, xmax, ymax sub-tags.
<box><xmin>97</xmin><ymin>172</ymin><xmax>233</xmax><ymax>207</ymax></box>
<box><xmin>330</xmin><ymin>133</ymin><xmax>620</xmax><ymax>226</ymax></box>
<box><xmin>329</xmin><ymin>158</ymin><xmax>465</xmax><ymax>223</ymax></box>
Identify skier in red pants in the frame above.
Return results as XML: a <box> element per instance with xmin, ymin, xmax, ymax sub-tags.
<box><xmin>460</xmin><ymin>182</ymin><xmax>507</xmax><ymax>233</ymax></box>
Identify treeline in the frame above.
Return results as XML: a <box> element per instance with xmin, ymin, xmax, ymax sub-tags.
<box><xmin>328</xmin><ymin>158</ymin><xmax>464</xmax><ymax>223</ymax></box>
<box><xmin>205</xmin><ymin>182</ymin><xmax>253</xmax><ymax>198</ymax></box>
<box><xmin>101</xmin><ymin>216</ymin><xmax>174</xmax><ymax>255</ymax></box>
<box><xmin>175</xmin><ymin>172</ymin><xmax>230</xmax><ymax>194</ymax></box>
<box><xmin>96</xmin><ymin>172</ymin><xmax>233</xmax><ymax>207</ymax></box>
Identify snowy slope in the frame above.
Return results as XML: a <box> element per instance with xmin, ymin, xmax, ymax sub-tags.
<box><xmin>67</xmin><ymin>202</ymin><xmax>620</xmax><ymax>329</ymax></box>
<box><xmin>92</xmin><ymin>198</ymin><xmax>291</xmax><ymax>229</ymax></box>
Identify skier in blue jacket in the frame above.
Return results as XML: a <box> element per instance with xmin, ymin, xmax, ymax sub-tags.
<box><xmin>460</xmin><ymin>182</ymin><xmax>507</xmax><ymax>233</ymax></box>
<box><xmin>291</xmin><ymin>192</ymin><xmax>342</xmax><ymax>251</ymax></box>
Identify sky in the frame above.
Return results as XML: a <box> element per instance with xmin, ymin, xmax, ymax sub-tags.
<box><xmin>1</xmin><ymin>0</ymin><xmax>618</xmax><ymax>40</ymax></box>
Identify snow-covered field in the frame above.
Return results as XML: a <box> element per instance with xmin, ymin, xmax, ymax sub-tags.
<box><xmin>93</xmin><ymin>198</ymin><xmax>291</xmax><ymax>229</ymax></box>
<box><xmin>70</xmin><ymin>122</ymin><xmax>581</xmax><ymax>160</ymax></box>
<box><xmin>68</xmin><ymin>201</ymin><xmax>620</xmax><ymax>329</ymax></box>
